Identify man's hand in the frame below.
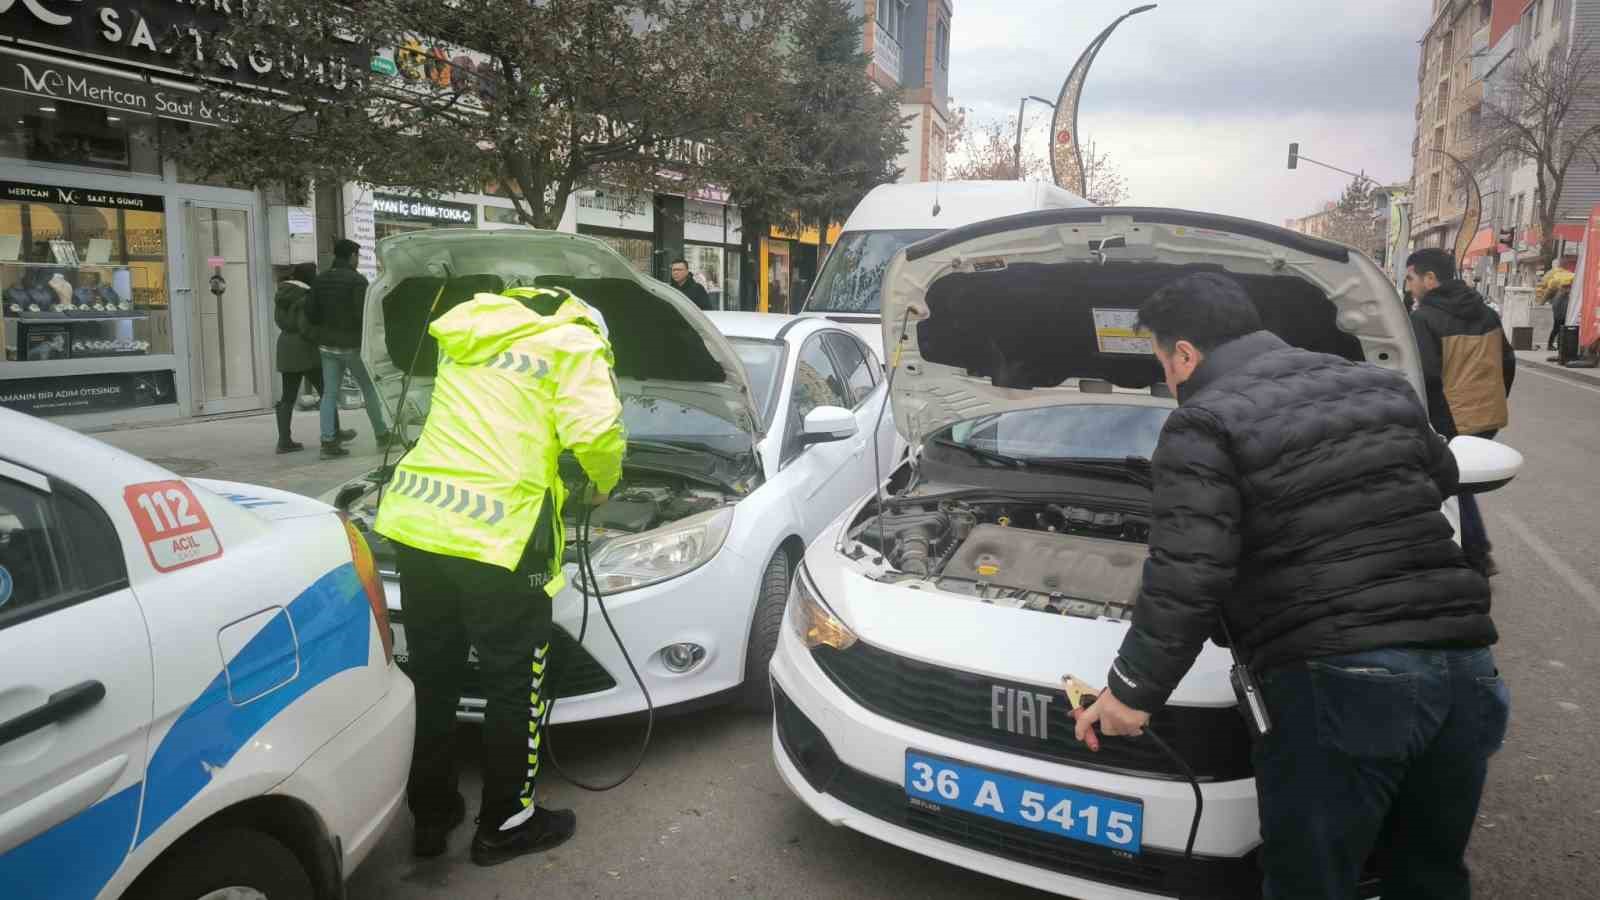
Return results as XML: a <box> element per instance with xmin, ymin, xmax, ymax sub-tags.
<box><xmin>1071</xmin><ymin>689</ymin><xmax>1152</xmax><ymax>752</ymax></box>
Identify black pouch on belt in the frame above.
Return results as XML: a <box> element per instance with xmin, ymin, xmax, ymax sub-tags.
<box><xmin>529</xmin><ymin>489</ymin><xmax>557</xmax><ymax>559</ymax></box>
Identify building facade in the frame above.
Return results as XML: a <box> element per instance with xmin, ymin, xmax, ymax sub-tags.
<box><xmin>1410</xmin><ymin>0</ymin><xmax>1494</xmax><ymax>257</ymax></box>
<box><xmin>0</xmin><ymin>0</ymin><xmax>335</xmax><ymax>426</ymax></box>
<box><xmin>860</xmin><ymin>0</ymin><xmax>953</xmax><ymax>183</ymax></box>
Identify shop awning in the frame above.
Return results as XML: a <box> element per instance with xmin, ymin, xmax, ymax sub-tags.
<box><xmin>1553</xmin><ymin>223</ymin><xmax>1586</xmax><ymax>243</ymax></box>
<box><xmin>1463</xmin><ymin>227</ymin><xmax>1507</xmax><ymax>261</ymax></box>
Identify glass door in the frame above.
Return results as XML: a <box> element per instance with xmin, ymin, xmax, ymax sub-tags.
<box><xmin>187</xmin><ymin>204</ymin><xmax>260</xmax><ymax>414</ymax></box>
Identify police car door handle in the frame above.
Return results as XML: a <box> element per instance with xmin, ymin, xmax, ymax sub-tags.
<box><xmin>0</xmin><ymin>680</ymin><xmax>107</xmax><ymax>748</ymax></box>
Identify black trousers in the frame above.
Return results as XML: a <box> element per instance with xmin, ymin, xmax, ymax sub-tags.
<box><xmin>396</xmin><ymin>542</ymin><xmax>553</xmax><ymax>833</ymax></box>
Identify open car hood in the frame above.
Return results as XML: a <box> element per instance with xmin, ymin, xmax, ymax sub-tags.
<box><xmin>880</xmin><ymin>207</ymin><xmax>1422</xmax><ymax>446</ymax></box>
<box><xmin>362</xmin><ymin>227</ymin><xmax>761</xmax><ymax>438</ymax></box>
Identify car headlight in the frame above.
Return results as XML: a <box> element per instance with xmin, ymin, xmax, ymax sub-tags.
<box><xmin>581</xmin><ymin>506</ymin><xmax>734</xmax><ymax>594</ymax></box>
<box><xmin>787</xmin><ymin>565</ymin><xmax>857</xmax><ymax>651</ymax></box>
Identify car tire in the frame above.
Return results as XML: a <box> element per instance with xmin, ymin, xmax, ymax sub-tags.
<box><xmin>126</xmin><ymin>827</ymin><xmax>314</xmax><ymax>900</ymax></box>
<box><xmin>741</xmin><ymin>548</ymin><xmax>793</xmax><ymax>711</ymax></box>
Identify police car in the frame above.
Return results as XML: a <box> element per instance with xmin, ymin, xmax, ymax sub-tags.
<box><xmin>0</xmin><ymin>409</ymin><xmax>413</xmax><ymax>900</ymax></box>
<box><xmin>770</xmin><ymin>208</ymin><xmax>1524</xmax><ymax>898</ymax></box>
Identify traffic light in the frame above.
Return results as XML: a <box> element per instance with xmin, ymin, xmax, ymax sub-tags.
<box><xmin>1288</xmin><ymin>142</ymin><xmax>1299</xmax><ymax>170</ymax></box>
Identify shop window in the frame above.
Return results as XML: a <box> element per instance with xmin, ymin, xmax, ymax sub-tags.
<box><xmin>484</xmin><ymin>205</ymin><xmax>525</xmax><ymax>225</ymax></box>
<box><xmin>584</xmin><ymin>232</ymin><xmax>653</xmax><ymax>275</ymax></box>
<box><xmin>0</xmin><ymin>95</ymin><xmax>160</xmax><ymax>176</ymax></box>
<box><xmin>3</xmin><ymin>191</ymin><xmax>173</xmax><ymax>364</ymax></box>
<box><xmin>684</xmin><ymin>244</ymin><xmax>726</xmax><ymax>309</ymax></box>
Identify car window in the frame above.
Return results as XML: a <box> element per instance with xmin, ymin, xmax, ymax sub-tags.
<box><xmin>823</xmin><ymin>333</ymin><xmax>875</xmax><ymax>407</ymax></box>
<box><xmin>793</xmin><ymin>336</ymin><xmax>851</xmax><ymax>419</ymax></box>
<box><xmin>802</xmin><ymin>229</ymin><xmax>941</xmax><ymax>313</ymax></box>
<box><xmin>784</xmin><ymin>336</ymin><xmax>852</xmax><ymax>461</ymax></box>
<box><xmin>0</xmin><ymin>474</ymin><xmax>127</xmax><ymax>630</ymax></box>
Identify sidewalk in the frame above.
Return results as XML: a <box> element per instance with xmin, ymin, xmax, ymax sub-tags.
<box><xmin>93</xmin><ymin>408</ymin><xmax>390</xmax><ymax>499</ymax></box>
<box><xmin>1514</xmin><ymin>349</ymin><xmax>1600</xmax><ymax>386</ymax></box>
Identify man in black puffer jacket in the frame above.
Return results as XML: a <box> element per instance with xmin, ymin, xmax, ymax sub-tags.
<box><xmin>1074</xmin><ymin>273</ymin><xmax>1506</xmax><ymax>900</ymax></box>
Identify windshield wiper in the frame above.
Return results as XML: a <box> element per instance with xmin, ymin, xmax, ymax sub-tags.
<box><xmin>1022</xmin><ymin>456</ymin><xmax>1153</xmax><ymax>487</ymax></box>
<box><xmin>627</xmin><ymin>438</ymin><xmax>750</xmax><ymax>463</ymax></box>
<box><xmin>929</xmin><ymin>437</ymin><xmax>1025</xmax><ymax>468</ymax></box>
<box><xmin>626</xmin><ymin>439</ymin><xmax>696</xmax><ymax>456</ymax></box>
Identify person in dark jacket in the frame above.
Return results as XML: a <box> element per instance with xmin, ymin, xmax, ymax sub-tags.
<box><xmin>1073</xmin><ymin>273</ymin><xmax>1505</xmax><ymax>900</ymax></box>
<box><xmin>306</xmin><ymin>238</ymin><xmax>394</xmax><ymax>459</ymax></box>
<box><xmin>668</xmin><ymin>258</ymin><xmax>713</xmax><ymax>310</ymax></box>
<box><xmin>1406</xmin><ymin>248</ymin><xmax>1515</xmax><ymax>577</ymax></box>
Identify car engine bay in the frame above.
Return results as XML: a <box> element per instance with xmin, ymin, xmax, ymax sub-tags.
<box><xmin>846</xmin><ymin>493</ymin><xmax>1150</xmax><ymax>621</ymax></box>
<box><xmin>579</xmin><ymin>472</ymin><xmax>730</xmax><ymax>535</ymax></box>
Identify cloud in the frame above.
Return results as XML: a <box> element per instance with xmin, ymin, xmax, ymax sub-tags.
<box><xmin>948</xmin><ymin>0</ymin><xmax>1432</xmax><ymax>225</ymax></box>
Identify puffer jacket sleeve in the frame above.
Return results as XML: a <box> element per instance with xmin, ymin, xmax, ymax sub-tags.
<box><xmin>553</xmin><ymin>330</ymin><xmax>627</xmax><ymax>494</ymax></box>
<box><xmin>1107</xmin><ymin>406</ymin><xmax>1241</xmax><ymax>712</ymax></box>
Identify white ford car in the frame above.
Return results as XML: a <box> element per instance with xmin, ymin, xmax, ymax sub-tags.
<box><xmin>329</xmin><ymin>228</ymin><xmax>896</xmax><ymax>720</ymax></box>
<box><xmin>769</xmin><ymin>208</ymin><xmax>1523</xmax><ymax>899</ymax></box>
<box><xmin>0</xmin><ymin>408</ymin><xmax>412</xmax><ymax>900</ymax></box>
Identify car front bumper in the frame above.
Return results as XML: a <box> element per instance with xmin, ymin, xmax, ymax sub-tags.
<box><xmin>768</xmin><ymin>621</ymin><xmax>1265</xmax><ymax>900</ymax></box>
<box><xmin>383</xmin><ymin>542</ymin><xmax>759</xmax><ymax>724</ymax></box>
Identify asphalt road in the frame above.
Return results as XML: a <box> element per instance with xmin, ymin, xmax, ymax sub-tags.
<box><xmin>106</xmin><ymin>363</ymin><xmax>1599</xmax><ymax>899</ymax></box>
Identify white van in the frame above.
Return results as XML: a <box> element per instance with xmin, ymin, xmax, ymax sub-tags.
<box><xmin>798</xmin><ymin>181</ymin><xmax>1093</xmax><ymax>352</ymax></box>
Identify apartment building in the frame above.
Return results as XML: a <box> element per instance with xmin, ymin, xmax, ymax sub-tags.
<box><xmin>1410</xmin><ymin>0</ymin><xmax>1494</xmax><ymax>255</ymax></box>
<box><xmin>860</xmin><ymin>0</ymin><xmax>954</xmax><ymax>182</ymax></box>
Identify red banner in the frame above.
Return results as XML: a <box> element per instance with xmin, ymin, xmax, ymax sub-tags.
<box><xmin>1579</xmin><ymin>205</ymin><xmax>1600</xmax><ymax>349</ymax></box>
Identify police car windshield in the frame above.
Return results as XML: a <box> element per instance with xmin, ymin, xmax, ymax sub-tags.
<box><xmin>803</xmin><ymin>229</ymin><xmax>940</xmax><ymax>314</ymax></box>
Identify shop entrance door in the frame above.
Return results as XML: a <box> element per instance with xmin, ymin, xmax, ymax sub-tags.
<box><xmin>187</xmin><ymin>204</ymin><xmax>262</xmax><ymax>415</ymax></box>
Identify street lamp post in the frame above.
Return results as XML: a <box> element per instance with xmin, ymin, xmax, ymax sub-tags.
<box><xmin>1014</xmin><ymin>95</ymin><xmax>1056</xmax><ymax>180</ymax></box>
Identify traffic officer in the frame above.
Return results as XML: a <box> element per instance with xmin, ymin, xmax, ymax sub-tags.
<box><xmin>374</xmin><ymin>285</ymin><xmax>625</xmax><ymax>867</ymax></box>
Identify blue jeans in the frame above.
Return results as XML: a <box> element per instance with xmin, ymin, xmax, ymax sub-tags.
<box><xmin>320</xmin><ymin>348</ymin><xmax>387</xmax><ymax>443</ymax></box>
<box><xmin>1255</xmin><ymin>647</ymin><xmax>1509</xmax><ymax>900</ymax></box>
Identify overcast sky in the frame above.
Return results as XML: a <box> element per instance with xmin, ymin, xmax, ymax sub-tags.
<box><xmin>947</xmin><ymin>1</ymin><xmax>1434</xmax><ymax>225</ymax></box>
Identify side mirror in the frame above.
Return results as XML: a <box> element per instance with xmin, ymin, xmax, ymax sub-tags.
<box><xmin>800</xmin><ymin>406</ymin><xmax>858</xmax><ymax>445</ymax></box>
<box><xmin>1450</xmin><ymin>436</ymin><xmax>1523</xmax><ymax>494</ymax></box>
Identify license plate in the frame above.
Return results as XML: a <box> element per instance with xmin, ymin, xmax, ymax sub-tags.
<box><xmin>904</xmin><ymin>751</ymin><xmax>1143</xmax><ymax>854</ymax></box>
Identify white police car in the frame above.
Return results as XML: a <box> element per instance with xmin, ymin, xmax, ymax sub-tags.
<box><xmin>0</xmin><ymin>408</ymin><xmax>413</xmax><ymax>900</ymax></box>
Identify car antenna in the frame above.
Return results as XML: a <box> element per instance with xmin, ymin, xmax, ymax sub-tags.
<box><xmin>871</xmin><ymin>307</ymin><xmax>914</xmax><ymax>565</ymax></box>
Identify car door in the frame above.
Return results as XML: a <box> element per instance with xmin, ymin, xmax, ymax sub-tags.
<box><xmin>0</xmin><ymin>462</ymin><xmax>153</xmax><ymax>899</ymax></box>
<box><xmin>782</xmin><ymin>333</ymin><xmax>863</xmax><ymax>539</ymax></box>
<box><xmin>821</xmin><ymin>331</ymin><xmax>896</xmax><ymax>497</ymax></box>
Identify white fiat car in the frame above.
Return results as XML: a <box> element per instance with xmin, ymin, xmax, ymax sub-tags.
<box><xmin>769</xmin><ymin>208</ymin><xmax>1523</xmax><ymax>899</ymax></box>
<box><xmin>328</xmin><ymin>228</ymin><xmax>897</xmax><ymax>721</ymax></box>
<box><xmin>0</xmin><ymin>408</ymin><xmax>412</xmax><ymax>900</ymax></box>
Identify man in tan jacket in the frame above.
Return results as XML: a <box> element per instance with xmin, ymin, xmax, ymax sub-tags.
<box><xmin>1406</xmin><ymin>248</ymin><xmax>1516</xmax><ymax>576</ymax></box>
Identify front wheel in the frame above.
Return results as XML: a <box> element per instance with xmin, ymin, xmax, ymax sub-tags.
<box><xmin>741</xmin><ymin>548</ymin><xmax>793</xmax><ymax>711</ymax></box>
<box><xmin>126</xmin><ymin>827</ymin><xmax>314</xmax><ymax>900</ymax></box>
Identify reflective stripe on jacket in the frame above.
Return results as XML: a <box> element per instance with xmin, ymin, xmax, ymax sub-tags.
<box><xmin>374</xmin><ymin>289</ymin><xmax>626</xmax><ymax>585</ymax></box>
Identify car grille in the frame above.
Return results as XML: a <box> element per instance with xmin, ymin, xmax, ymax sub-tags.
<box><xmin>390</xmin><ymin>610</ymin><xmax>617</xmax><ymax>700</ymax></box>
<box><xmin>811</xmin><ymin>642</ymin><xmax>1253</xmax><ymax>781</ymax></box>
<box><xmin>773</xmin><ymin>681</ymin><xmax>1260</xmax><ymax>899</ymax></box>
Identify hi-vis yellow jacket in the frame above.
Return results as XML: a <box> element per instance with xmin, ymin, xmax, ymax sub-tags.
<box><xmin>375</xmin><ymin>288</ymin><xmax>626</xmax><ymax>586</ymax></box>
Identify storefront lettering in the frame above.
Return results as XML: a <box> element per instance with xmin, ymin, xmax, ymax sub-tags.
<box><xmin>1</xmin><ymin>180</ymin><xmax>165</xmax><ymax>211</ymax></box>
<box><xmin>4</xmin><ymin>0</ymin><xmax>361</xmax><ymax>93</ymax></box>
<box><xmin>14</xmin><ymin>60</ymin><xmax>151</xmax><ymax>110</ymax></box>
<box><xmin>373</xmin><ymin>194</ymin><xmax>475</xmax><ymax>224</ymax></box>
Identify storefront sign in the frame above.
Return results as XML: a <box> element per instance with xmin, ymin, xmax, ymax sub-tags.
<box><xmin>1</xmin><ymin>0</ymin><xmax>361</xmax><ymax>93</ymax></box>
<box><xmin>0</xmin><ymin>50</ymin><xmax>231</xmax><ymax>125</ymax></box>
<box><xmin>372</xmin><ymin>193</ymin><xmax>476</xmax><ymax>226</ymax></box>
<box><xmin>0</xmin><ymin>179</ymin><xmax>163</xmax><ymax>211</ymax></box>
<box><xmin>576</xmin><ymin>189</ymin><xmax>653</xmax><ymax>232</ymax></box>
<box><xmin>684</xmin><ymin>200</ymin><xmax>741</xmax><ymax>245</ymax></box>
<box><xmin>0</xmin><ymin>370</ymin><xmax>176</xmax><ymax>417</ymax></box>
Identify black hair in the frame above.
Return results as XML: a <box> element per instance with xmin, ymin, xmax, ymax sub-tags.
<box><xmin>1405</xmin><ymin>247</ymin><xmax>1456</xmax><ymax>283</ymax></box>
<box><xmin>670</xmin><ymin>258</ymin><xmax>688</xmax><ymax>267</ymax></box>
<box><xmin>333</xmin><ymin>238</ymin><xmax>361</xmax><ymax>260</ymax></box>
<box><xmin>291</xmin><ymin>261</ymin><xmax>317</xmax><ymax>283</ymax></box>
<box><xmin>1136</xmin><ymin>272</ymin><xmax>1262</xmax><ymax>352</ymax></box>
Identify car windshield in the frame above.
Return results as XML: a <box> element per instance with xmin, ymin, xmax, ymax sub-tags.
<box><xmin>941</xmin><ymin>404</ymin><xmax>1172</xmax><ymax>461</ymax></box>
<box><xmin>802</xmin><ymin>229</ymin><xmax>941</xmax><ymax>314</ymax></box>
<box><xmin>622</xmin><ymin>393</ymin><xmax>753</xmax><ymax>459</ymax></box>
<box><xmin>730</xmin><ymin>338</ymin><xmax>782</xmax><ymax>422</ymax></box>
